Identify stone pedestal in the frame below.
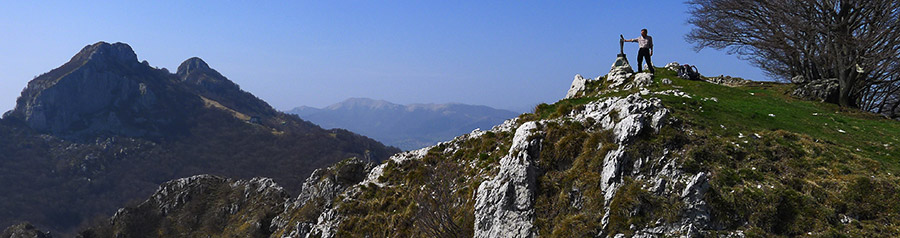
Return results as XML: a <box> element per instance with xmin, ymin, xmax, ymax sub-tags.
<box><xmin>612</xmin><ymin>54</ymin><xmax>634</xmax><ymax>73</ymax></box>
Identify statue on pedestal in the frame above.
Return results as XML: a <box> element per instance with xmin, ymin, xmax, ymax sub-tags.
<box><xmin>612</xmin><ymin>34</ymin><xmax>633</xmax><ymax>72</ymax></box>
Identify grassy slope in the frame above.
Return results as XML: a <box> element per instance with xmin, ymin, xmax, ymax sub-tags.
<box><xmin>642</xmin><ymin>68</ymin><xmax>900</xmax><ymax>236</ymax></box>
<box><xmin>651</xmin><ymin>69</ymin><xmax>899</xmax><ymax>170</ymax></box>
<box><xmin>334</xmin><ymin>66</ymin><xmax>900</xmax><ymax>237</ymax></box>
<box><xmin>521</xmin><ymin>67</ymin><xmax>900</xmax><ymax>236</ymax></box>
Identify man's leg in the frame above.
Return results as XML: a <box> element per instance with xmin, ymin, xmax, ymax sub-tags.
<box><xmin>636</xmin><ymin>50</ymin><xmax>645</xmax><ymax>72</ymax></box>
<box><xmin>646</xmin><ymin>52</ymin><xmax>654</xmax><ymax>74</ymax></box>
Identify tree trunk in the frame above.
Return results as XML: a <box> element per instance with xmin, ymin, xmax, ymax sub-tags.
<box><xmin>837</xmin><ymin>68</ymin><xmax>858</xmax><ymax>108</ymax></box>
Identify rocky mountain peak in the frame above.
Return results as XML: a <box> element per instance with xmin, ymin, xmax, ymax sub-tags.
<box><xmin>176</xmin><ymin>57</ymin><xmax>212</xmax><ymax>78</ymax></box>
<box><xmin>7</xmin><ymin>41</ymin><xmax>199</xmax><ymax>138</ymax></box>
<box><xmin>174</xmin><ymin>56</ymin><xmax>278</xmax><ymax>119</ymax></box>
<box><xmin>71</xmin><ymin>41</ymin><xmax>139</xmax><ymax>66</ymax></box>
<box><xmin>175</xmin><ymin>57</ymin><xmax>240</xmax><ymax>92</ymax></box>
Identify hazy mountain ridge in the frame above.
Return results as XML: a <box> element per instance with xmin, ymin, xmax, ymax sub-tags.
<box><xmin>0</xmin><ymin>42</ymin><xmax>398</xmax><ymax>236</ymax></box>
<box><xmin>289</xmin><ymin>98</ymin><xmax>518</xmax><ymax>150</ymax></box>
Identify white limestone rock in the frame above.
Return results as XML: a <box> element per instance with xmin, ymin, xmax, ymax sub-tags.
<box><xmin>474</xmin><ymin>121</ymin><xmax>542</xmax><ymax>238</ymax></box>
<box><xmin>607</xmin><ymin>67</ymin><xmax>634</xmax><ymax>89</ymax></box>
<box><xmin>665</xmin><ymin>62</ymin><xmax>681</xmax><ymax>71</ymax></box>
<box><xmin>565</xmin><ymin>74</ymin><xmax>589</xmax><ymax>99</ymax></box>
<box><xmin>626</xmin><ymin>72</ymin><xmax>653</xmax><ymax>90</ymax></box>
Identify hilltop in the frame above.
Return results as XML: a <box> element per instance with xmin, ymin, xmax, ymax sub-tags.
<box><xmin>0</xmin><ymin>42</ymin><xmax>399</xmax><ymax>236</ymax></box>
<box><xmin>11</xmin><ymin>54</ymin><xmax>900</xmax><ymax>237</ymax></box>
<box><xmin>289</xmin><ymin>98</ymin><xmax>518</xmax><ymax>150</ymax></box>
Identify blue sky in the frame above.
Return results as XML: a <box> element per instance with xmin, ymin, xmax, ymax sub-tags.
<box><xmin>0</xmin><ymin>1</ymin><xmax>765</xmax><ymax>113</ymax></box>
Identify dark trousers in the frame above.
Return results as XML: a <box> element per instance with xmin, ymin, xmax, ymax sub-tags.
<box><xmin>637</xmin><ymin>48</ymin><xmax>654</xmax><ymax>73</ymax></box>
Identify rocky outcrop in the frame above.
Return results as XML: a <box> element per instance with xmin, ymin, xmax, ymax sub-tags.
<box><xmin>791</xmin><ymin>76</ymin><xmax>839</xmax><ymax>103</ymax></box>
<box><xmin>570</xmin><ymin>93</ymin><xmax>710</xmax><ymax>237</ymax></box>
<box><xmin>473</xmin><ymin>121</ymin><xmax>542</xmax><ymax>238</ymax></box>
<box><xmin>78</xmin><ymin>175</ymin><xmax>289</xmax><ymax>238</ymax></box>
<box><xmin>705</xmin><ymin>75</ymin><xmax>749</xmax><ymax>87</ymax></box>
<box><xmin>628</xmin><ymin>72</ymin><xmax>654</xmax><ymax>90</ymax></box>
<box><xmin>270</xmin><ymin>158</ymin><xmax>373</xmax><ymax>238</ymax></box>
<box><xmin>565</xmin><ymin>74</ymin><xmax>588</xmax><ymax>99</ymax></box>
<box><xmin>1</xmin><ymin>223</ymin><xmax>51</xmax><ymax>238</ymax></box>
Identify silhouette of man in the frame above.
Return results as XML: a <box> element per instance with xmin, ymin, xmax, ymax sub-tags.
<box><xmin>624</xmin><ymin>29</ymin><xmax>654</xmax><ymax>74</ymax></box>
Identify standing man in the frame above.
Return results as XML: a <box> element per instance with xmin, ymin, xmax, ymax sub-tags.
<box><xmin>624</xmin><ymin>29</ymin><xmax>654</xmax><ymax>74</ymax></box>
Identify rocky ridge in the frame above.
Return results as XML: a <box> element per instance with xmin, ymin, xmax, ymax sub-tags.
<box><xmin>267</xmin><ymin>58</ymin><xmax>713</xmax><ymax>237</ymax></box>
<box><xmin>1</xmin><ymin>223</ymin><xmax>51</xmax><ymax>238</ymax></box>
<box><xmin>78</xmin><ymin>175</ymin><xmax>289</xmax><ymax>238</ymax></box>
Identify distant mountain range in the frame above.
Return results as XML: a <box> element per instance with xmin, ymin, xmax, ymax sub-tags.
<box><xmin>289</xmin><ymin>98</ymin><xmax>519</xmax><ymax>150</ymax></box>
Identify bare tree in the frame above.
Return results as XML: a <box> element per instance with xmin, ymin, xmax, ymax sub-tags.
<box><xmin>413</xmin><ymin>161</ymin><xmax>466</xmax><ymax>238</ymax></box>
<box><xmin>686</xmin><ymin>0</ymin><xmax>900</xmax><ymax>109</ymax></box>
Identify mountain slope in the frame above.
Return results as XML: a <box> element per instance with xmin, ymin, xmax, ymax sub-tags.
<box><xmin>0</xmin><ymin>42</ymin><xmax>399</xmax><ymax>236</ymax></box>
<box><xmin>289</xmin><ymin>98</ymin><xmax>518</xmax><ymax>150</ymax></box>
<box><xmin>277</xmin><ymin>62</ymin><xmax>900</xmax><ymax>237</ymax></box>
<box><xmin>22</xmin><ymin>57</ymin><xmax>900</xmax><ymax>237</ymax></box>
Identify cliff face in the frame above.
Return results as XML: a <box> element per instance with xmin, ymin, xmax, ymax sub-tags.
<box><xmin>9</xmin><ymin>42</ymin><xmax>197</xmax><ymax>138</ymax></box>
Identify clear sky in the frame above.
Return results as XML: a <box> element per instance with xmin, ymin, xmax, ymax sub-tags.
<box><xmin>0</xmin><ymin>1</ymin><xmax>766</xmax><ymax>113</ymax></box>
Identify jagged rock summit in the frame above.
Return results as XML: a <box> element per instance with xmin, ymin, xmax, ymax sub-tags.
<box><xmin>8</xmin><ymin>41</ymin><xmax>195</xmax><ymax>138</ymax></box>
<box><xmin>72</xmin><ymin>41</ymin><xmax>139</xmax><ymax>66</ymax></box>
<box><xmin>5</xmin><ymin>41</ymin><xmax>282</xmax><ymax>139</ymax></box>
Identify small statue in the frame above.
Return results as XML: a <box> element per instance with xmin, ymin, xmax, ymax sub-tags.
<box><xmin>619</xmin><ymin>34</ymin><xmax>626</xmax><ymax>56</ymax></box>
